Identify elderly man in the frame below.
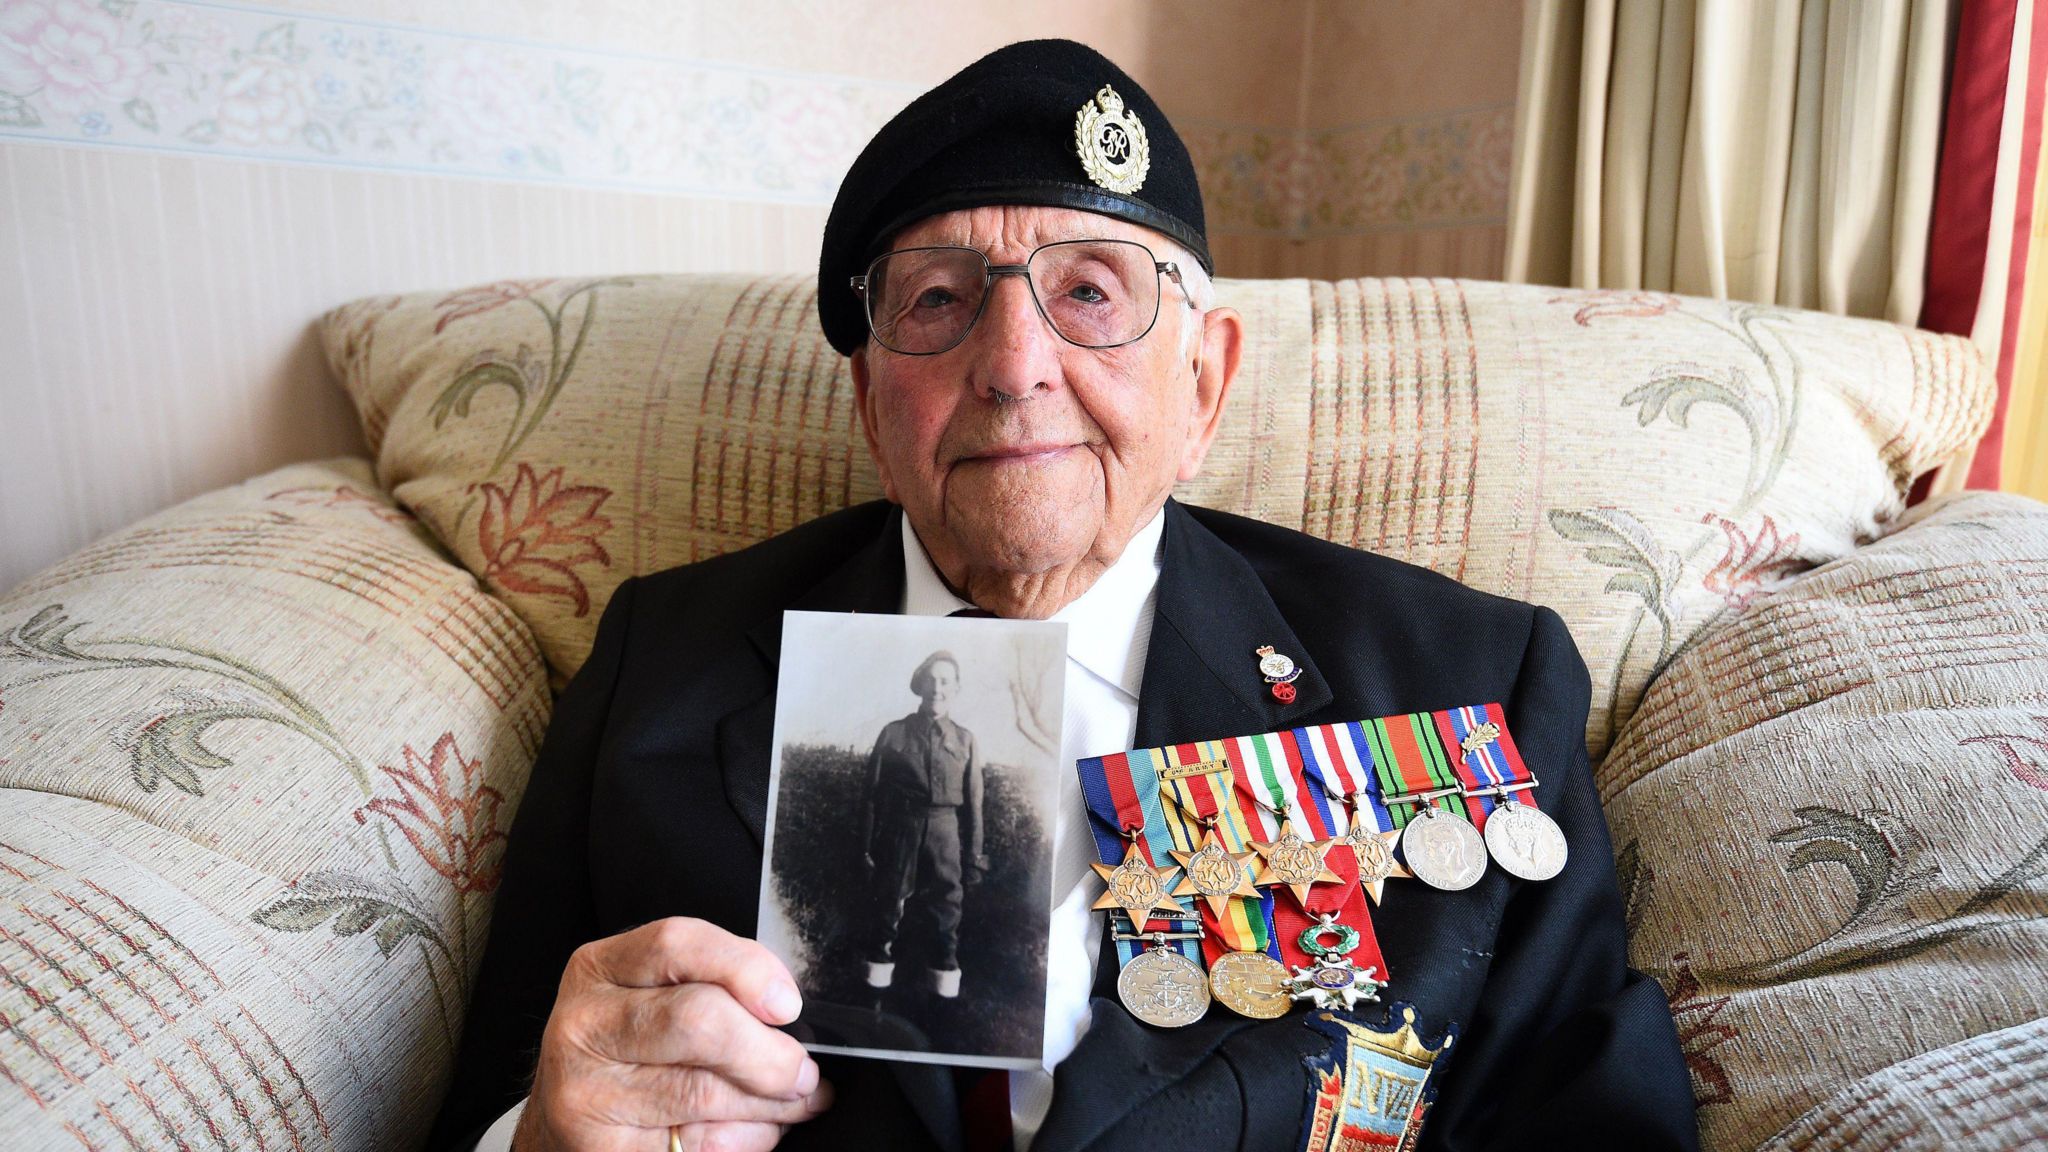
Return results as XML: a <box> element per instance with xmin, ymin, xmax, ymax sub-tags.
<box><xmin>431</xmin><ymin>39</ymin><xmax>1697</xmax><ymax>1152</ymax></box>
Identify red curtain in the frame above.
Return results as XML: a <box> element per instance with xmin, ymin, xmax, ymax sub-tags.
<box><xmin>1915</xmin><ymin>0</ymin><xmax>2046</xmax><ymax>496</ymax></box>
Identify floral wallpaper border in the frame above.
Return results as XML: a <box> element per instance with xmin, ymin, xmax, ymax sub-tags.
<box><xmin>0</xmin><ymin>0</ymin><xmax>1513</xmax><ymax>229</ymax></box>
<box><xmin>0</xmin><ymin>0</ymin><xmax>919</xmax><ymax>202</ymax></box>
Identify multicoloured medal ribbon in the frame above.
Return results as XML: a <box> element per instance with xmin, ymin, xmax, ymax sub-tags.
<box><xmin>1289</xmin><ymin>720</ymin><xmax>1413</xmax><ymax>903</ymax></box>
<box><xmin>1359</xmin><ymin>713</ymin><xmax>1470</xmax><ymax>827</ymax></box>
<box><xmin>1150</xmin><ymin>741</ymin><xmax>1277</xmax><ymax>965</ymax></box>
<box><xmin>1359</xmin><ymin>711</ymin><xmax>1490</xmax><ymax>892</ymax></box>
<box><xmin>1435</xmin><ymin>702</ymin><xmax>1569</xmax><ymax>882</ymax></box>
<box><xmin>1219</xmin><ymin>733</ymin><xmax>1386</xmax><ymax>980</ymax></box>
<box><xmin>1432</xmin><ymin>702</ymin><xmax>1529</xmax><ymax>831</ymax></box>
<box><xmin>1077</xmin><ymin>749</ymin><xmax>1204</xmax><ymax>970</ymax></box>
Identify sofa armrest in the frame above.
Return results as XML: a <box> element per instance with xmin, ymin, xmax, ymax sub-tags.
<box><xmin>0</xmin><ymin>458</ymin><xmax>550</xmax><ymax>1151</ymax></box>
<box><xmin>1596</xmin><ymin>490</ymin><xmax>2048</xmax><ymax>1152</ymax></box>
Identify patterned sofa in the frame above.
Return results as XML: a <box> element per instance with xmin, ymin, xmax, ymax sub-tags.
<box><xmin>3</xmin><ymin>274</ymin><xmax>2045</xmax><ymax>1151</ymax></box>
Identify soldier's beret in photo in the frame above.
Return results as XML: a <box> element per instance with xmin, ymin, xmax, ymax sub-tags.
<box><xmin>817</xmin><ymin>38</ymin><xmax>1210</xmax><ymax>355</ymax></box>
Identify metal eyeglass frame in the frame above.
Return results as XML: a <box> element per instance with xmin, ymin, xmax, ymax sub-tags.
<box><xmin>848</xmin><ymin>238</ymin><xmax>1193</xmax><ymax>356</ymax></box>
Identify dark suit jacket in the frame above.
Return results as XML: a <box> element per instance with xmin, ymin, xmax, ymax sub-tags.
<box><xmin>429</xmin><ymin>500</ymin><xmax>1699</xmax><ymax>1152</ymax></box>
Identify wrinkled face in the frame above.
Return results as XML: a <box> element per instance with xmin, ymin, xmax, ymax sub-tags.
<box><xmin>851</xmin><ymin>205</ymin><xmax>1228</xmax><ymax>583</ymax></box>
<box><xmin>917</xmin><ymin>660</ymin><xmax>958</xmax><ymax>716</ymax></box>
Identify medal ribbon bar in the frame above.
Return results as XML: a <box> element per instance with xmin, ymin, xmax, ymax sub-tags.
<box><xmin>1152</xmin><ymin>741</ymin><xmax>1278</xmax><ymax>962</ymax></box>
<box><xmin>1077</xmin><ymin>750</ymin><xmax>1204</xmax><ymax>970</ymax></box>
<box><xmin>1222</xmin><ymin>732</ymin><xmax>1386</xmax><ymax>977</ymax></box>
<box><xmin>1362</xmin><ymin>713</ymin><xmax>1470</xmax><ymax>828</ymax></box>
<box><xmin>1432</xmin><ymin>702</ymin><xmax>1532</xmax><ymax>832</ymax></box>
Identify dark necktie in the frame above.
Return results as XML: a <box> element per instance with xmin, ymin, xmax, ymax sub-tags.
<box><xmin>944</xmin><ymin>606</ymin><xmax>1009</xmax><ymax>1150</ymax></box>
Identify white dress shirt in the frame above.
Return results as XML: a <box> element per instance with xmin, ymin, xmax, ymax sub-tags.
<box><xmin>476</xmin><ymin>510</ymin><xmax>1163</xmax><ymax>1152</ymax></box>
<box><xmin>899</xmin><ymin>510</ymin><xmax>1163</xmax><ymax>1150</ymax></box>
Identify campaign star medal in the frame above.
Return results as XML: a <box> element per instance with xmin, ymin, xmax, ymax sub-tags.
<box><xmin>1168</xmin><ymin>827</ymin><xmax>1262</xmax><ymax>917</ymax></box>
<box><xmin>1344</xmin><ymin>822</ymin><xmax>1412</xmax><ymax>904</ymax></box>
<box><xmin>1283</xmin><ymin>913</ymin><xmax>1387</xmax><ymax>1012</ymax></box>
<box><xmin>1074</xmin><ymin>84</ymin><xmax>1150</xmax><ymax>194</ymax></box>
<box><xmin>1248</xmin><ymin>819</ymin><xmax>1342</xmax><ymax>907</ymax></box>
<box><xmin>1254</xmin><ymin>644</ymin><xmax>1303</xmax><ymax>703</ymax></box>
<box><xmin>1091</xmin><ymin>839</ymin><xmax>1189</xmax><ymax>924</ymax></box>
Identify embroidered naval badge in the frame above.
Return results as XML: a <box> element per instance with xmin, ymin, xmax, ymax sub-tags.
<box><xmin>1074</xmin><ymin>84</ymin><xmax>1150</xmax><ymax>194</ymax></box>
<box><xmin>1299</xmin><ymin>1005</ymin><xmax>1455</xmax><ymax>1152</ymax></box>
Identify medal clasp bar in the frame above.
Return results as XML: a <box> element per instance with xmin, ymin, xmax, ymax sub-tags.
<box><xmin>1380</xmin><ymin>784</ymin><xmax>1463</xmax><ymax>810</ymax></box>
<box><xmin>1460</xmin><ymin>778</ymin><xmax>1540</xmax><ymax>801</ymax></box>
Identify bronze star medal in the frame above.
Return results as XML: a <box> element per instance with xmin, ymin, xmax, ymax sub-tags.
<box><xmin>1344</xmin><ymin>823</ymin><xmax>1412</xmax><ymax>904</ymax></box>
<box><xmin>1248</xmin><ymin>819</ymin><xmax>1343</xmax><ymax>906</ymax></box>
<box><xmin>1091</xmin><ymin>841</ymin><xmax>1189</xmax><ymax>923</ymax></box>
<box><xmin>1168</xmin><ymin>828</ymin><xmax>1261</xmax><ymax>917</ymax></box>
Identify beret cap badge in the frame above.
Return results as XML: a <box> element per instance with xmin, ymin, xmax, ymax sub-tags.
<box><xmin>1075</xmin><ymin>84</ymin><xmax>1151</xmax><ymax>195</ymax></box>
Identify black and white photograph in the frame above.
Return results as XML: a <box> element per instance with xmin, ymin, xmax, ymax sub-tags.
<box><xmin>757</xmin><ymin>610</ymin><xmax>1067</xmax><ymax>1070</ymax></box>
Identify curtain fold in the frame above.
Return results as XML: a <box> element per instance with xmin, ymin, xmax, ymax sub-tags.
<box><xmin>1506</xmin><ymin>0</ymin><xmax>1958</xmax><ymax>327</ymax></box>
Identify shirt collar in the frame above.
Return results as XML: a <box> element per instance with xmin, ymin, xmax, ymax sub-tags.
<box><xmin>899</xmin><ymin>508</ymin><xmax>1165</xmax><ymax>699</ymax></box>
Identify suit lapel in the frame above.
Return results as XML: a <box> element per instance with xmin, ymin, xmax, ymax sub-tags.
<box><xmin>721</xmin><ymin>507</ymin><xmax>907</xmax><ymax>846</ymax></box>
<box><xmin>1039</xmin><ymin>501</ymin><xmax>1335</xmax><ymax>1149</ymax></box>
<box><xmin>717</xmin><ymin>507</ymin><xmax>964</xmax><ymax>1152</ymax></box>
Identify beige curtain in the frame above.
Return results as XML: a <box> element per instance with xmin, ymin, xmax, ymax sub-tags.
<box><xmin>1506</xmin><ymin>0</ymin><xmax>1957</xmax><ymax>325</ymax></box>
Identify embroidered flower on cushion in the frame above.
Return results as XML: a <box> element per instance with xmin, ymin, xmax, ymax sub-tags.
<box><xmin>1553</xmin><ymin>290</ymin><xmax>1680</xmax><ymax>327</ymax></box>
<box><xmin>356</xmin><ymin>732</ymin><xmax>507</xmax><ymax>894</ymax></box>
<box><xmin>1701</xmin><ymin>513</ymin><xmax>1802</xmax><ymax>611</ymax></box>
<box><xmin>1959</xmin><ymin>717</ymin><xmax>2048</xmax><ymax>792</ymax></box>
<box><xmin>267</xmin><ymin>483</ymin><xmax>417</xmax><ymax>526</ymax></box>
<box><xmin>476</xmin><ymin>462</ymin><xmax>612</xmax><ymax>616</ymax></box>
<box><xmin>433</xmin><ymin>278</ymin><xmax>557</xmax><ymax>334</ymax></box>
<box><xmin>1665</xmin><ymin>952</ymin><xmax>1739</xmax><ymax>1108</ymax></box>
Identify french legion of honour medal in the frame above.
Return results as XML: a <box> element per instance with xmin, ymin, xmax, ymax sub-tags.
<box><xmin>1345</xmin><ymin>822</ymin><xmax>1411</xmax><ymax>904</ymax></box>
<box><xmin>1254</xmin><ymin>645</ymin><xmax>1303</xmax><ymax>703</ymax></box>
<box><xmin>1074</xmin><ymin>84</ymin><xmax>1150</xmax><ymax>194</ymax></box>
<box><xmin>1168</xmin><ymin>829</ymin><xmax>1262</xmax><ymax>917</ymax></box>
<box><xmin>1208</xmin><ymin>949</ymin><xmax>1292</xmax><ymax>1019</ymax></box>
<box><xmin>1118</xmin><ymin>941</ymin><xmax>1210</xmax><ymax>1028</ymax></box>
<box><xmin>1091</xmin><ymin>840</ymin><xmax>1190</xmax><ymax>923</ymax></box>
<box><xmin>1249</xmin><ymin>819</ymin><xmax>1343</xmax><ymax>906</ymax></box>
<box><xmin>1401</xmin><ymin>804</ymin><xmax>1488</xmax><ymax>891</ymax></box>
<box><xmin>1283</xmin><ymin>914</ymin><xmax>1387</xmax><ymax>1012</ymax></box>
<box><xmin>1484</xmin><ymin>797</ymin><xmax>1569</xmax><ymax>881</ymax></box>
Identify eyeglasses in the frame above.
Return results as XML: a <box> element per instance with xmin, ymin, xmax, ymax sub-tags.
<box><xmin>849</xmin><ymin>238</ymin><xmax>1190</xmax><ymax>356</ymax></box>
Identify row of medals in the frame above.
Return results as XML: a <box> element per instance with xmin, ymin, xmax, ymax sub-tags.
<box><xmin>1107</xmin><ymin>753</ymin><xmax>1568</xmax><ymax>1028</ymax></box>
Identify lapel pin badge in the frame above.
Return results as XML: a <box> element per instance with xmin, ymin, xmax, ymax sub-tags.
<box><xmin>1254</xmin><ymin>645</ymin><xmax>1302</xmax><ymax>703</ymax></box>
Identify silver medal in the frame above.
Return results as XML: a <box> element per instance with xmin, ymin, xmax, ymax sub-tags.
<box><xmin>1483</xmin><ymin>799</ymin><xmax>1568</xmax><ymax>881</ymax></box>
<box><xmin>1400</xmin><ymin>806</ymin><xmax>1487</xmax><ymax>891</ymax></box>
<box><xmin>1117</xmin><ymin>946</ymin><xmax>1210</xmax><ymax>1028</ymax></box>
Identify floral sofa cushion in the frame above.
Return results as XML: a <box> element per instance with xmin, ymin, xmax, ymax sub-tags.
<box><xmin>1601</xmin><ymin>490</ymin><xmax>2048</xmax><ymax>1150</ymax></box>
<box><xmin>0</xmin><ymin>460</ymin><xmax>549</xmax><ymax>1150</ymax></box>
<box><xmin>322</xmin><ymin>276</ymin><xmax>1990</xmax><ymax>756</ymax></box>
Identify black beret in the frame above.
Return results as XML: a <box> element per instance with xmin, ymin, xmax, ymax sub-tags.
<box><xmin>817</xmin><ymin>39</ymin><xmax>1210</xmax><ymax>356</ymax></box>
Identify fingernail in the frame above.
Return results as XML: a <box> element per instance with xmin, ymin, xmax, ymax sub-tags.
<box><xmin>794</xmin><ymin>1058</ymin><xmax>820</xmax><ymax>1097</ymax></box>
<box><xmin>764</xmin><ymin>982</ymin><xmax>802</xmax><ymax>1024</ymax></box>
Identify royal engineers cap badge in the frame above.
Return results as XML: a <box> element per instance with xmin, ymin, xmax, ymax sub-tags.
<box><xmin>1075</xmin><ymin>84</ymin><xmax>1151</xmax><ymax>194</ymax></box>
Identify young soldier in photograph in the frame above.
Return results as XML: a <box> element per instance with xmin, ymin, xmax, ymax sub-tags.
<box><xmin>859</xmin><ymin>650</ymin><xmax>987</xmax><ymax>999</ymax></box>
